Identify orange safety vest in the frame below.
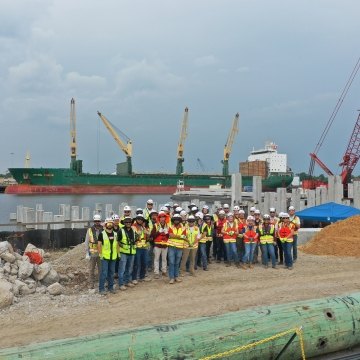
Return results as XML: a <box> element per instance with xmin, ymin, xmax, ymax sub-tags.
<box><xmin>278</xmin><ymin>223</ymin><xmax>295</xmax><ymax>243</ymax></box>
<box><xmin>154</xmin><ymin>223</ymin><xmax>169</xmax><ymax>246</ymax></box>
<box><xmin>222</xmin><ymin>221</ymin><xmax>238</xmax><ymax>243</ymax></box>
<box><xmin>243</xmin><ymin>226</ymin><xmax>258</xmax><ymax>244</ymax></box>
<box><xmin>167</xmin><ymin>224</ymin><xmax>187</xmax><ymax>249</ymax></box>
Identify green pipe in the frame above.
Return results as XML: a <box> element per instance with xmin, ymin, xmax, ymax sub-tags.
<box><xmin>1</xmin><ymin>292</ymin><xmax>360</xmax><ymax>359</ymax></box>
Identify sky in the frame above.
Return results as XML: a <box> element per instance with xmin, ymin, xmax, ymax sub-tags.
<box><xmin>1</xmin><ymin>0</ymin><xmax>360</xmax><ymax>176</ymax></box>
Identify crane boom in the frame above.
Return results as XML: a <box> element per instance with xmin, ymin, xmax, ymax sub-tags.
<box><xmin>70</xmin><ymin>98</ymin><xmax>77</xmax><ymax>162</ymax></box>
<box><xmin>97</xmin><ymin>111</ymin><xmax>133</xmax><ymax>175</ymax></box>
<box><xmin>340</xmin><ymin>111</ymin><xmax>360</xmax><ymax>184</ymax></box>
<box><xmin>222</xmin><ymin>113</ymin><xmax>239</xmax><ymax>176</ymax></box>
<box><xmin>176</xmin><ymin>107</ymin><xmax>189</xmax><ymax>175</ymax></box>
<box><xmin>309</xmin><ymin>153</ymin><xmax>334</xmax><ymax>176</ymax></box>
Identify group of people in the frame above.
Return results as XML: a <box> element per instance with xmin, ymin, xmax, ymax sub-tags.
<box><xmin>84</xmin><ymin>199</ymin><xmax>300</xmax><ymax>295</ymax></box>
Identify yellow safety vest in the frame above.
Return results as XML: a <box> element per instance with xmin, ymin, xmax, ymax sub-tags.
<box><xmin>290</xmin><ymin>215</ymin><xmax>300</xmax><ymax>235</ymax></box>
<box><xmin>132</xmin><ymin>224</ymin><xmax>148</xmax><ymax>249</ymax></box>
<box><xmin>258</xmin><ymin>224</ymin><xmax>275</xmax><ymax>244</ymax></box>
<box><xmin>200</xmin><ymin>223</ymin><xmax>213</xmax><ymax>243</ymax></box>
<box><xmin>87</xmin><ymin>226</ymin><xmax>101</xmax><ymax>255</ymax></box>
<box><xmin>119</xmin><ymin>228</ymin><xmax>137</xmax><ymax>255</ymax></box>
<box><xmin>168</xmin><ymin>224</ymin><xmax>186</xmax><ymax>249</ymax></box>
<box><xmin>101</xmin><ymin>231</ymin><xmax>118</xmax><ymax>260</ymax></box>
<box><xmin>185</xmin><ymin>226</ymin><xmax>200</xmax><ymax>249</ymax></box>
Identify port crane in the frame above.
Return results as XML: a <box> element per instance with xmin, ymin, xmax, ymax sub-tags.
<box><xmin>69</xmin><ymin>98</ymin><xmax>83</xmax><ymax>174</ymax></box>
<box><xmin>176</xmin><ymin>107</ymin><xmax>189</xmax><ymax>175</ymax></box>
<box><xmin>222</xmin><ymin>113</ymin><xmax>239</xmax><ymax>176</ymax></box>
<box><xmin>97</xmin><ymin>111</ymin><xmax>133</xmax><ymax>175</ymax></box>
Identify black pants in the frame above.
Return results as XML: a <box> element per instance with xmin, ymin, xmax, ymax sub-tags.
<box><xmin>275</xmin><ymin>238</ymin><xmax>284</xmax><ymax>263</ymax></box>
<box><xmin>213</xmin><ymin>236</ymin><xmax>226</xmax><ymax>261</ymax></box>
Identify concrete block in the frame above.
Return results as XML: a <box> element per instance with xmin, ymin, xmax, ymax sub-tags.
<box><xmin>16</xmin><ymin>205</ymin><xmax>24</xmax><ymax>223</ymax></box>
<box><xmin>82</xmin><ymin>207</ymin><xmax>90</xmax><ymax>221</ymax></box>
<box><xmin>35</xmin><ymin>210</ymin><xmax>45</xmax><ymax>230</ymax></box>
<box><xmin>353</xmin><ymin>181</ymin><xmax>360</xmax><ymax>209</ymax></box>
<box><xmin>348</xmin><ymin>183</ymin><xmax>354</xmax><ymax>199</ymax></box>
<box><xmin>307</xmin><ymin>190</ymin><xmax>316</xmax><ymax>208</ymax></box>
<box><xmin>327</xmin><ymin>176</ymin><xmax>335</xmax><ymax>202</ymax></box>
<box><xmin>252</xmin><ymin>176</ymin><xmax>262</xmax><ymax>204</ymax></box>
<box><xmin>320</xmin><ymin>187</ymin><xmax>328</xmax><ymax>204</ymax></box>
<box><xmin>25</xmin><ymin>208</ymin><xmax>35</xmax><ymax>229</ymax></box>
<box><xmin>71</xmin><ymin>206</ymin><xmax>80</xmax><ymax>221</ymax></box>
<box><xmin>276</xmin><ymin>188</ymin><xmax>287</xmax><ymax>213</ymax></box>
<box><xmin>52</xmin><ymin>215</ymin><xmax>65</xmax><ymax>230</ymax></box>
<box><xmin>231</xmin><ymin>173</ymin><xmax>242</xmax><ymax>206</ymax></box>
<box><xmin>35</xmin><ymin>203</ymin><xmax>43</xmax><ymax>211</ymax></box>
<box><xmin>105</xmin><ymin>204</ymin><xmax>113</xmax><ymax>219</ymax></box>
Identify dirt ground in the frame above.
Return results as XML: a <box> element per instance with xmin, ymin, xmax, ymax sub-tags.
<box><xmin>1</xmin><ymin>250</ymin><xmax>360</xmax><ymax>349</ymax></box>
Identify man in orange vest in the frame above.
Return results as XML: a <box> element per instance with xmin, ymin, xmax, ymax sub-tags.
<box><xmin>289</xmin><ymin>206</ymin><xmax>301</xmax><ymax>262</ymax></box>
<box><xmin>222</xmin><ymin>213</ymin><xmax>240</xmax><ymax>267</ymax></box>
<box><xmin>241</xmin><ymin>216</ymin><xmax>259</xmax><ymax>269</ymax></box>
<box><xmin>168</xmin><ymin>214</ymin><xmax>187</xmax><ymax>284</ymax></box>
<box><xmin>213</xmin><ymin>209</ymin><xmax>227</xmax><ymax>263</ymax></box>
<box><xmin>277</xmin><ymin>213</ymin><xmax>295</xmax><ymax>270</ymax></box>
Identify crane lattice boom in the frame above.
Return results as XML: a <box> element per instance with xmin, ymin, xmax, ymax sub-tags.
<box><xmin>177</xmin><ymin>107</ymin><xmax>189</xmax><ymax>159</ymax></box>
<box><xmin>224</xmin><ymin>113</ymin><xmax>239</xmax><ymax>161</ymax></box>
<box><xmin>70</xmin><ymin>98</ymin><xmax>77</xmax><ymax>160</ymax></box>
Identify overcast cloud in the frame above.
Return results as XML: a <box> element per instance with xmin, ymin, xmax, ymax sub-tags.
<box><xmin>1</xmin><ymin>0</ymin><xmax>360</xmax><ymax>176</ymax></box>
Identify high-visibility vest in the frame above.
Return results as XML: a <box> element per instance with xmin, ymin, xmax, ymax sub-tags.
<box><xmin>185</xmin><ymin>226</ymin><xmax>200</xmax><ymax>249</ymax></box>
<box><xmin>143</xmin><ymin>207</ymin><xmax>152</xmax><ymax>221</ymax></box>
<box><xmin>87</xmin><ymin>226</ymin><xmax>102</xmax><ymax>255</ymax></box>
<box><xmin>154</xmin><ymin>223</ymin><xmax>169</xmax><ymax>246</ymax></box>
<box><xmin>258</xmin><ymin>224</ymin><xmax>275</xmax><ymax>244</ymax></box>
<box><xmin>278</xmin><ymin>223</ymin><xmax>294</xmax><ymax>243</ymax></box>
<box><xmin>101</xmin><ymin>230</ymin><xmax>118</xmax><ymax>260</ymax></box>
<box><xmin>236</xmin><ymin>218</ymin><xmax>246</xmax><ymax>238</ymax></box>
<box><xmin>222</xmin><ymin>221</ymin><xmax>237</xmax><ymax>243</ymax></box>
<box><xmin>168</xmin><ymin>224</ymin><xmax>186</xmax><ymax>249</ymax></box>
<box><xmin>243</xmin><ymin>226</ymin><xmax>258</xmax><ymax>244</ymax></box>
<box><xmin>215</xmin><ymin>218</ymin><xmax>226</xmax><ymax>236</ymax></box>
<box><xmin>290</xmin><ymin>215</ymin><xmax>300</xmax><ymax>234</ymax></box>
<box><xmin>119</xmin><ymin>228</ymin><xmax>137</xmax><ymax>255</ymax></box>
<box><xmin>132</xmin><ymin>224</ymin><xmax>148</xmax><ymax>249</ymax></box>
<box><xmin>270</xmin><ymin>217</ymin><xmax>279</xmax><ymax>226</ymax></box>
<box><xmin>200</xmin><ymin>223</ymin><xmax>213</xmax><ymax>243</ymax></box>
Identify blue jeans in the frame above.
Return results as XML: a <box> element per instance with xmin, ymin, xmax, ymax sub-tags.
<box><xmin>242</xmin><ymin>242</ymin><xmax>256</xmax><ymax>264</ymax></box>
<box><xmin>292</xmin><ymin>235</ymin><xmax>298</xmax><ymax>260</ymax></box>
<box><xmin>132</xmin><ymin>248</ymin><xmax>148</xmax><ymax>280</ymax></box>
<box><xmin>224</xmin><ymin>242</ymin><xmax>239</xmax><ymax>263</ymax></box>
<box><xmin>283</xmin><ymin>242</ymin><xmax>293</xmax><ymax>267</ymax></box>
<box><xmin>99</xmin><ymin>259</ymin><xmax>116</xmax><ymax>292</ymax></box>
<box><xmin>118</xmin><ymin>253</ymin><xmax>135</xmax><ymax>286</ymax></box>
<box><xmin>168</xmin><ymin>246</ymin><xmax>183</xmax><ymax>280</ymax></box>
<box><xmin>199</xmin><ymin>243</ymin><xmax>208</xmax><ymax>269</ymax></box>
<box><xmin>261</xmin><ymin>243</ymin><xmax>276</xmax><ymax>267</ymax></box>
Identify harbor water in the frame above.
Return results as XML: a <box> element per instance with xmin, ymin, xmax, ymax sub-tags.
<box><xmin>0</xmin><ymin>194</ymin><xmax>171</xmax><ymax>225</ymax></box>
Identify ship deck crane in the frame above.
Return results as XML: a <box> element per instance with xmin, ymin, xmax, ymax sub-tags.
<box><xmin>222</xmin><ymin>113</ymin><xmax>239</xmax><ymax>176</ymax></box>
<box><xmin>176</xmin><ymin>107</ymin><xmax>189</xmax><ymax>175</ymax></box>
<box><xmin>97</xmin><ymin>111</ymin><xmax>133</xmax><ymax>175</ymax></box>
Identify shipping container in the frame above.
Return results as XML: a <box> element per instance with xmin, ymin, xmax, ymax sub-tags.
<box><xmin>239</xmin><ymin>160</ymin><xmax>268</xmax><ymax>179</ymax></box>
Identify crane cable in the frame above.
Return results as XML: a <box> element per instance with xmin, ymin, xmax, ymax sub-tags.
<box><xmin>309</xmin><ymin>56</ymin><xmax>360</xmax><ymax>176</ymax></box>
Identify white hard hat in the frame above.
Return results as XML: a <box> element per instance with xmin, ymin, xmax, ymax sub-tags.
<box><xmin>124</xmin><ymin>206</ymin><xmax>131</xmax><ymax>211</ymax></box>
<box><xmin>158</xmin><ymin>211</ymin><xmax>167</xmax><ymax>217</ymax></box>
<box><xmin>195</xmin><ymin>212</ymin><xmax>203</xmax><ymax>219</ymax></box>
<box><xmin>263</xmin><ymin>214</ymin><xmax>270</xmax><ymax>219</ymax></box>
<box><xmin>250</xmin><ymin>207</ymin><xmax>256</xmax><ymax>212</ymax></box>
<box><xmin>239</xmin><ymin>209</ymin><xmax>245</xmax><ymax>214</ymax></box>
<box><xmin>187</xmin><ymin>215</ymin><xmax>196</xmax><ymax>221</ymax></box>
<box><xmin>93</xmin><ymin>214</ymin><xmax>101</xmax><ymax>221</ymax></box>
<box><xmin>226</xmin><ymin>212</ymin><xmax>234</xmax><ymax>218</ymax></box>
<box><xmin>269</xmin><ymin>207</ymin><xmax>276</xmax><ymax>212</ymax></box>
<box><xmin>254</xmin><ymin>209</ymin><xmax>261</xmax><ymax>214</ymax></box>
<box><xmin>172</xmin><ymin>214</ymin><xmax>182</xmax><ymax>220</ymax></box>
<box><xmin>111</xmin><ymin>214</ymin><xmax>120</xmax><ymax>220</ymax></box>
<box><xmin>105</xmin><ymin>217</ymin><xmax>113</xmax><ymax>224</ymax></box>
<box><xmin>282</xmin><ymin>213</ymin><xmax>290</xmax><ymax>218</ymax></box>
<box><xmin>218</xmin><ymin>210</ymin><xmax>225</xmax><ymax>215</ymax></box>
<box><xmin>150</xmin><ymin>209</ymin><xmax>158</xmax><ymax>214</ymax></box>
<box><xmin>160</xmin><ymin>206</ymin><xmax>168</xmax><ymax>212</ymax></box>
<box><xmin>288</xmin><ymin>206</ymin><xmax>295</xmax><ymax>211</ymax></box>
<box><xmin>247</xmin><ymin>215</ymin><xmax>255</xmax><ymax>221</ymax></box>
<box><xmin>223</xmin><ymin>204</ymin><xmax>230</xmax><ymax>209</ymax></box>
<box><xmin>180</xmin><ymin>210</ymin><xmax>187</xmax><ymax>216</ymax></box>
<box><xmin>147</xmin><ymin>199</ymin><xmax>154</xmax><ymax>204</ymax></box>
<box><xmin>233</xmin><ymin>205</ymin><xmax>240</xmax><ymax>211</ymax></box>
<box><xmin>202</xmin><ymin>205</ymin><xmax>209</xmax><ymax>210</ymax></box>
<box><xmin>175</xmin><ymin>206</ymin><xmax>183</xmax><ymax>212</ymax></box>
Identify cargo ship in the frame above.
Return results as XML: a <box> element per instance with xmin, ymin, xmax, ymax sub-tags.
<box><xmin>6</xmin><ymin>100</ymin><xmax>293</xmax><ymax>195</ymax></box>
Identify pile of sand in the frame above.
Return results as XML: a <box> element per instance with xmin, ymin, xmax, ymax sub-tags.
<box><xmin>52</xmin><ymin>243</ymin><xmax>88</xmax><ymax>273</ymax></box>
<box><xmin>301</xmin><ymin>215</ymin><xmax>360</xmax><ymax>257</ymax></box>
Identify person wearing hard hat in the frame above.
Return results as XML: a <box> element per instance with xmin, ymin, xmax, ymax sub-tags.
<box><xmin>85</xmin><ymin>214</ymin><xmax>103</xmax><ymax>289</ymax></box>
<box><xmin>97</xmin><ymin>218</ymin><xmax>119</xmax><ymax>295</ymax></box>
<box><xmin>132</xmin><ymin>213</ymin><xmax>151</xmax><ymax>283</ymax></box>
<box><xmin>213</xmin><ymin>209</ymin><xmax>227</xmax><ymax>263</ymax></box>
<box><xmin>201</xmin><ymin>204</ymin><xmax>210</xmax><ymax>216</ymax></box>
<box><xmin>120</xmin><ymin>205</ymin><xmax>132</xmax><ymax>225</ymax></box>
<box><xmin>242</xmin><ymin>216</ymin><xmax>259</xmax><ymax>269</ymax></box>
<box><xmin>289</xmin><ymin>206</ymin><xmax>300</xmax><ymax>262</ymax></box>
<box><xmin>150</xmin><ymin>211</ymin><xmax>169</xmax><ymax>279</ymax></box>
<box><xmin>111</xmin><ymin>214</ymin><xmax>122</xmax><ymax>278</ymax></box>
<box><xmin>143</xmin><ymin>199</ymin><xmax>154</xmax><ymax>222</ymax></box>
<box><xmin>234</xmin><ymin>208</ymin><xmax>246</xmax><ymax>262</ymax></box>
<box><xmin>118</xmin><ymin>216</ymin><xmax>137</xmax><ymax>290</ymax></box>
<box><xmin>168</xmin><ymin>214</ymin><xmax>187</xmax><ymax>284</ymax></box>
<box><xmin>276</xmin><ymin>212</ymin><xmax>285</xmax><ymax>265</ymax></box>
<box><xmin>199</xmin><ymin>214</ymin><xmax>213</xmax><ymax>270</ymax></box>
<box><xmin>277</xmin><ymin>213</ymin><xmax>295</xmax><ymax>270</ymax></box>
<box><xmin>222</xmin><ymin>213</ymin><xmax>240</xmax><ymax>267</ymax></box>
<box><xmin>258</xmin><ymin>214</ymin><xmax>277</xmax><ymax>269</ymax></box>
<box><xmin>180</xmin><ymin>215</ymin><xmax>201</xmax><ymax>276</ymax></box>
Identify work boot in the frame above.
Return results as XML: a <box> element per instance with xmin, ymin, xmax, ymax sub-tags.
<box><xmin>249</xmin><ymin>264</ymin><xmax>254</xmax><ymax>269</ymax></box>
<box><xmin>154</xmin><ymin>274</ymin><xmax>160</xmax><ymax>279</ymax></box>
<box><xmin>241</xmin><ymin>264</ymin><xmax>247</xmax><ymax>270</ymax></box>
<box><xmin>225</xmin><ymin>261</ymin><xmax>231</xmax><ymax>267</ymax></box>
<box><xmin>132</xmin><ymin>280</ymin><xmax>138</xmax><ymax>285</ymax></box>
<box><xmin>236</xmin><ymin>263</ymin><xmax>241</xmax><ymax>268</ymax></box>
<box><xmin>127</xmin><ymin>283</ymin><xmax>135</xmax><ymax>288</ymax></box>
<box><xmin>162</xmin><ymin>271</ymin><xmax>167</xmax><ymax>276</ymax></box>
<box><xmin>119</xmin><ymin>285</ymin><xmax>127</xmax><ymax>291</ymax></box>
<box><xmin>175</xmin><ymin>278</ymin><xmax>182</xmax><ymax>283</ymax></box>
<box><xmin>169</xmin><ymin>279</ymin><xmax>175</xmax><ymax>284</ymax></box>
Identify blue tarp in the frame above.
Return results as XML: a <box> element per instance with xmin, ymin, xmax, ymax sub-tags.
<box><xmin>296</xmin><ymin>202</ymin><xmax>360</xmax><ymax>222</ymax></box>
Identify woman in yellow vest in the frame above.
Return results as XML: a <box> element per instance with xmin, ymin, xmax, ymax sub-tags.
<box><xmin>168</xmin><ymin>214</ymin><xmax>187</xmax><ymax>284</ymax></box>
<box><xmin>97</xmin><ymin>218</ymin><xmax>119</xmax><ymax>295</ymax></box>
<box><xmin>180</xmin><ymin>215</ymin><xmax>200</xmax><ymax>276</ymax></box>
<box><xmin>199</xmin><ymin>214</ymin><xmax>213</xmax><ymax>270</ymax></box>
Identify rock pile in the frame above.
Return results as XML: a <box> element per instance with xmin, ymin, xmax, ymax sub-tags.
<box><xmin>0</xmin><ymin>242</ymin><xmax>65</xmax><ymax>309</ymax></box>
<box><xmin>301</xmin><ymin>215</ymin><xmax>360</xmax><ymax>257</ymax></box>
